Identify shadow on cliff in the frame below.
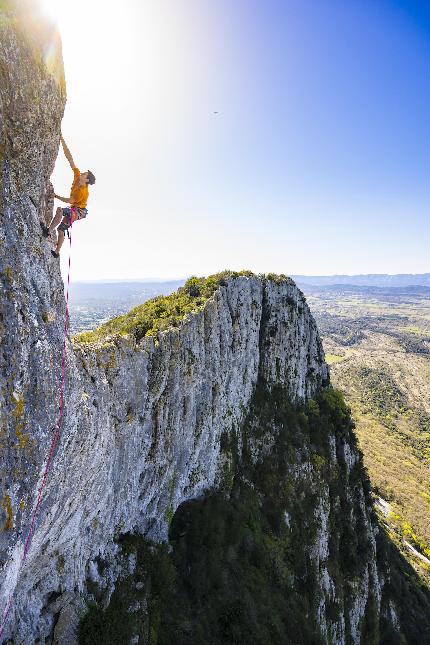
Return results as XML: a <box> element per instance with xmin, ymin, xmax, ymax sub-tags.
<box><xmin>77</xmin><ymin>385</ymin><xmax>430</xmax><ymax>645</ymax></box>
<box><xmin>77</xmin><ymin>492</ymin><xmax>430</xmax><ymax>645</ymax></box>
<box><xmin>374</xmin><ymin>525</ymin><xmax>430</xmax><ymax>645</ymax></box>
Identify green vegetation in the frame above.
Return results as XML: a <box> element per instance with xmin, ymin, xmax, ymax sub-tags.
<box><xmin>397</xmin><ymin>518</ymin><xmax>430</xmax><ymax>560</ymax></box>
<box><xmin>354</xmin><ymin>365</ymin><xmax>408</xmax><ymax>429</ymax></box>
<box><xmin>375</xmin><ymin>522</ymin><xmax>430</xmax><ymax>644</ymax></box>
<box><xmin>325</xmin><ymin>353</ymin><xmax>345</xmax><ymax>364</ymax></box>
<box><xmin>1</xmin><ymin>494</ymin><xmax>13</xmax><ymax>531</ymax></box>
<box><xmin>56</xmin><ymin>554</ymin><xmax>65</xmax><ymax>574</ymax></box>
<box><xmin>348</xmin><ymin>402</ymin><xmax>430</xmax><ymax>579</ymax></box>
<box><xmin>74</xmin><ymin>271</ymin><xmax>291</xmax><ymax>345</ymax></box>
<box><xmin>74</xmin><ymin>273</ymin><xmax>227</xmax><ymax>344</ymax></box>
<box><xmin>312</xmin><ymin>286</ymin><xmax>430</xmax><ymax>588</ymax></box>
<box><xmin>0</xmin><ymin>0</ymin><xmax>12</xmax><ymax>16</ymax></box>
<box><xmin>400</xmin><ymin>325</ymin><xmax>430</xmax><ymax>337</ymax></box>
<box><xmin>78</xmin><ymin>386</ymin><xmax>430</xmax><ymax>644</ymax></box>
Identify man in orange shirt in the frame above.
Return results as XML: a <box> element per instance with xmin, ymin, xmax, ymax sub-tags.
<box><xmin>41</xmin><ymin>134</ymin><xmax>96</xmax><ymax>258</ymax></box>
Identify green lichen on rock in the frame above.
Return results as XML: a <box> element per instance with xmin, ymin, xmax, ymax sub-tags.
<box><xmin>0</xmin><ymin>0</ymin><xmax>65</xmax><ymax>88</ymax></box>
<box><xmin>15</xmin><ymin>424</ymin><xmax>28</xmax><ymax>450</ymax></box>
<box><xmin>0</xmin><ymin>0</ymin><xmax>12</xmax><ymax>21</ymax></box>
<box><xmin>74</xmin><ymin>271</ymin><xmax>292</xmax><ymax>346</ymax></box>
<box><xmin>2</xmin><ymin>494</ymin><xmax>13</xmax><ymax>530</ymax></box>
<box><xmin>56</xmin><ymin>554</ymin><xmax>65</xmax><ymax>574</ymax></box>
<box><xmin>2</xmin><ymin>267</ymin><xmax>13</xmax><ymax>284</ymax></box>
<box><xmin>12</xmin><ymin>392</ymin><xmax>28</xmax><ymax>449</ymax></box>
<box><xmin>164</xmin><ymin>505</ymin><xmax>174</xmax><ymax>527</ymax></box>
<box><xmin>12</xmin><ymin>392</ymin><xmax>24</xmax><ymax>420</ymax></box>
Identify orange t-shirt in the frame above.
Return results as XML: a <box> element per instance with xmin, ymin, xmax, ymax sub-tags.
<box><xmin>70</xmin><ymin>167</ymin><xmax>88</xmax><ymax>208</ymax></box>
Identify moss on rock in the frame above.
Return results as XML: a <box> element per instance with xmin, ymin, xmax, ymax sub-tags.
<box><xmin>2</xmin><ymin>494</ymin><xmax>13</xmax><ymax>531</ymax></box>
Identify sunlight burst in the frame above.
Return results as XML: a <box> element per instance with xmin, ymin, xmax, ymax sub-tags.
<box><xmin>40</xmin><ymin>0</ymin><xmax>62</xmax><ymax>22</ymax></box>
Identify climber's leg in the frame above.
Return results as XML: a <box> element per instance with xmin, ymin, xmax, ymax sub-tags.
<box><xmin>41</xmin><ymin>207</ymin><xmax>63</xmax><ymax>238</ymax></box>
<box><xmin>48</xmin><ymin>207</ymin><xmax>63</xmax><ymax>234</ymax></box>
<box><xmin>54</xmin><ymin>229</ymin><xmax>65</xmax><ymax>255</ymax></box>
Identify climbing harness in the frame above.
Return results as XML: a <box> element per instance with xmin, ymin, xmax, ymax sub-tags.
<box><xmin>58</xmin><ymin>206</ymin><xmax>87</xmax><ymax>234</ymax></box>
<box><xmin>0</xmin><ymin>224</ymin><xmax>73</xmax><ymax>640</ymax></box>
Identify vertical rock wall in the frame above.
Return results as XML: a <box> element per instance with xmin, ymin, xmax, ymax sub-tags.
<box><xmin>0</xmin><ymin>0</ymin><xmax>66</xmax><ymax>596</ymax></box>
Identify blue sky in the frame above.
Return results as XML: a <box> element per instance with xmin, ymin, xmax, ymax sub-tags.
<box><xmin>48</xmin><ymin>0</ymin><xmax>430</xmax><ymax>279</ymax></box>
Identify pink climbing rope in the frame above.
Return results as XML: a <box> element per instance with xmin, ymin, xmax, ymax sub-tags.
<box><xmin>0</xmin><ymin>225</ymin><xmax>73</xmax><ymax>640</ymax></box>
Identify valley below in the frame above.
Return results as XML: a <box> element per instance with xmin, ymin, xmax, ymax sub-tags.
<box><xmin>308</xmin><ymin>285</ymin><xmax>430</xmax><ymax>589</ymax></box>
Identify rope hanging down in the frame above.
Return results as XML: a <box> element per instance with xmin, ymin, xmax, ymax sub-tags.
<box><xmin>0</xmin><ymin>225</ymin><xmax>73</xmax><ymax>640</ymax></box>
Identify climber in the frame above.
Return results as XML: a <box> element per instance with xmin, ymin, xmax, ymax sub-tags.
<box><xmin>41</xmin><ymin>134</ymin><xmax>96</xmax><ymax>258</ymax></box>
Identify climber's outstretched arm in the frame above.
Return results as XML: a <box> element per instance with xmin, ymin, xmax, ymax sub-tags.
<box><xmin>54</xmin><ymin>194</ymin><xmax>72</xmax><ymax>204</ymax></box>
<box><xmin>60</xmin><ymin>134</ymin><xmax>76</xmax><ymax>170</ymax></box>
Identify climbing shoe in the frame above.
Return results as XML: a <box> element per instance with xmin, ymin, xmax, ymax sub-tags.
<box><xmin>40</xmin><ymin>222</ymin><xmax>50</xmax><ymax>237</ymax></box>
<box><xmin>51</xmin><ymin>250</ymin><xmax>60</xmax><ymax>259</ymax></box>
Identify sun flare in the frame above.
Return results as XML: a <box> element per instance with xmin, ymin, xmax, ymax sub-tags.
<box><xmin>40</xmin><ymin>0</ymin><xmax>62</xmax><ymax>22</ymax></box>
<box><xmin>39</xmin><ymin>0</ymin><xmax>94</xmax><ymax>32</ymax></box>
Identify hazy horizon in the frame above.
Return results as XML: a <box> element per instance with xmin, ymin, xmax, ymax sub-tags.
<box><xmin>69</xmin><ymin>271</ymin><xmax>430</xmax><ymax>284</ymax></box>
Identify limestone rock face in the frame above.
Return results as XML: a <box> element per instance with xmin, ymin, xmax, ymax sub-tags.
<box><xmin>0</xmin><ymin>266</ymin><xmax>330</xmax><ymax>642</ymax></box>
<box><xmin>0</xmin><ymin>0</ymin><xmax>66</xmax><ymax>602</ymax></box>
<box><xmin>0</xmin><ymin>3</ymin><xmax>416</xmax><ymax>645</ymax></box>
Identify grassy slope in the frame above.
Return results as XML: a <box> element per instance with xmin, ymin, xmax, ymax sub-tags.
<box><xmin>311</xmin><ymin>290</ymin><xmax>430</xmax><ymax>586</ymax></box>
<box><xmin>73</xmin><ymin>271</ymin><xmax>291</xmax><ymax>345</ymax></box>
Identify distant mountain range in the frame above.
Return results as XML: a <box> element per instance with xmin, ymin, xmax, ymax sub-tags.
<box><xmin>292</xmin><ymin>274</ymin><xmax>430</xmax><ymax>287</ymax></box>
